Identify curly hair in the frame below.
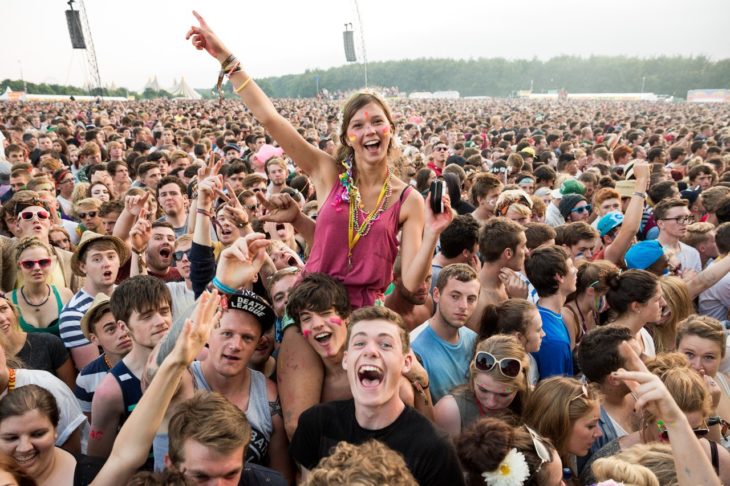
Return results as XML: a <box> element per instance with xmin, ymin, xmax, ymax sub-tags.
<box><xmin>304</xmin><ymin>440</ymin><xmax>417</xmax><ymax>486</ymax></box>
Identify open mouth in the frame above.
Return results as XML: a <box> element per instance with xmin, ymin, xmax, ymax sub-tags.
<box><xmin>364</xmin><ymin>140</ymin><xmax>381</xmax><ymax>154</ymax></box>
<box><xmin>287</xmin><ymin>256</ymin><xmax>297</xmax><ymax>266</ymax></box>
<box><xmin>313</xmin><ymin>332</ymin><xmax>332</xmax><ymax>345</ymax></box>
<box><xmin>220</xmin><ymin>228</ymin><xmax>233</xmax><ymax>237</ymax></box>
<box><xmin>159</xmin><ymin>248</ymin><xmax>172</xmax><ymax>259</ymax></box>
<box><xmin>357</xmin><ymin>365</ymin><xmax>384</xmax><ymax>388</ymax></box>
<box><xmin>275</xmin><ymin>223</ymin><xmax>285</xmax><ymax>232</ymax></box>
<box><xmin>14</xmin><ymin>451</ymin><xmax>38</xmax><ymax>466</ymax></box>
<box><xmin>103</xmin><ymin>270</ymin><xmax>113</xmax><ymax>279</ymax></box>
<box><xmin>222</xmin><ymin>353</ymin><xmax>241</xmax><ymax>362</ymax></box>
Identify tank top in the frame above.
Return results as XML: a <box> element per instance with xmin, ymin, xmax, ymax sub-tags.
<box><xmin>11</xmin><ymin>285</ymin><xmax>64</xmax><ymax>337</ymax></box>
<box><xmin>452</xmin><ymin>388</ymin><xmax>480</xmax><ymax>433</ymax></box>
<box><xmin>110</xmin><ymin>360</ymin><xmax>142</xmax><ymax>421</ymax></box>
<box><xmin>190</xmin><ymin>361</ymin><xmax>273</xmax><ymax>464</ymax></box>
<box><xmin>305</xmin><ymin>183</ymin><xmax>412</xmax><ymax>308</ymax></box>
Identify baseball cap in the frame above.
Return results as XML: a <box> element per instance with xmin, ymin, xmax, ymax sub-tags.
<box><xmin>597</xmin><ymin>212</ymin><xmax>624</xmax><ymax>237</ymax></box>
<box><xmin>551</xmin><ymin>179</ymin><xmax>586</xmax><ymax>199</ymax></box>
<box><xmin>625</xmin><ymin>240</ymin><xmax>664</xmax><ymax>270</ymax></box>
<box><xmin>223</xmin><ymin>290</ymin><xmax>276</xmax><ymax>334</ymax></box>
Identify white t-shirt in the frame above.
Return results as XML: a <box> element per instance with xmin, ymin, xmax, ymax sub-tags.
<box><xmin>699</xmin><ymin>265</ymin><xmax>730</xmax><ymax>322</ymax></box>
<box><xmin>10</xmin><ymin>369</ymin><xmax>88</xmax><ymax>451</ymax></box>
<box><xmin>639</xmin><ymin>327</ymin><xmax>656</xmax><ymax>358</ymax></box>
<box><xmin>676</xmin><ymin>241</ymin><xmax>702</xmax><ymax>274</ymax></box>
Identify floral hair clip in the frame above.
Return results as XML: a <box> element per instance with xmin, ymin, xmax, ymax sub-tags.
<box><xmin>481</xmin><ymin>448</ymin><xmax>530</xmax><ymax>486</ymax></box>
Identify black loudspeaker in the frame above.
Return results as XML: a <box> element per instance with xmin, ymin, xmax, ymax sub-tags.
<box><xmin>65</xmin><ymin>9</ymin><xmax>86</xmax><ymax>49</ymax></box>
<box><xmin>343</xmin><ymin>30</ymin><xmax>356</xmax><ymax>62</ymax></box>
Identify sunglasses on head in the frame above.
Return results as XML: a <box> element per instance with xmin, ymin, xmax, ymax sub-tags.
<box><xmin>78</xmin><ymin>211</ymin><xmax>98</xmax><ymax>219</ymax></box>
<box><xmin>525</xmin><ymin>425</ymin><xmax>552</xmax><ymax>471</ymax></box>
<box><xmin>173</xmin><ymin>249</ymin><xmax>191</xmax><ymax>262</ymax></box>
<box><xmin>571</xmin><ymin>204</ymin><xmax>592</xmax><ymax>214</ymax></box>
<box><xmin>570</xmin><ymin>384</ymin><xmax>590</xmax><ymax>402</ymax></box>
<box><xmin>19</xmin><ymin>210</ymin><xmax>50</xmax><ymax>221</ymax></box>
<box><xmin>19</xmin><ymin>258</ymin><xmax>52</xmax><ymax>270</ymax></box>
<box><xmin>474</xmin><ymin>351</ymin><xmax>522</xmax><ymax>378</ymax></box>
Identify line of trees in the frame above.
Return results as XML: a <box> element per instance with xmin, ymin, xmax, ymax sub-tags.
<box><xmin>4</xmin><ymin>55</ymin><xmax>729</xmax><ymax>100</ymax></box>
<box><xmin>256</xmin><ymin>55</ymin><xmax>730</xmax><ymax>99</ymax></box>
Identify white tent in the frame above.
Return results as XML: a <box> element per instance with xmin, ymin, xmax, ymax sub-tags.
<box><xmin>168</xmin><ymin>77</ymin><xmax>202</xmax><ymax>100</ymax></box>
<box><xmin>144</xmin><ymin>75</ymin><xmax>162</xmax><ymax>92</ymax></box>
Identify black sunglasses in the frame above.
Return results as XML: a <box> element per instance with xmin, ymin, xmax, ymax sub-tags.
<box><xmin>173</xmin><ymin>249</ymin><xmax>191</xmax><ymax>262</ymax></box>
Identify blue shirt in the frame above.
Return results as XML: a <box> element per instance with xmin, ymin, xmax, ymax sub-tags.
<box><xmin>532</xmin><ymin>306</ymin><xmax>573</xmax><ymax>378</ymax></box>
<box><xmin>411</xmin><ymin>324</ymin><xmax>477</xmax><ymax>402</ymax></box>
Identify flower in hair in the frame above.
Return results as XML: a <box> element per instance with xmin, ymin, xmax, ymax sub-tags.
<box><xmin>481</xmin><ymin>448</ymin><xmax>530</xmax><ymax>486</ymax></box>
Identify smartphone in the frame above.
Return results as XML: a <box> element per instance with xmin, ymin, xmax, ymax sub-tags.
<box><xmin>430</xmin><ymin>180</ymin><xmax>444</xmax><ymax>214</ymax></box>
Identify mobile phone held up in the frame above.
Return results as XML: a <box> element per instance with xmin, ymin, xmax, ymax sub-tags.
<box><xmin>430</xmin><ymin>180</ymin><xmax>445</xmax><ymax>214</ymax></box>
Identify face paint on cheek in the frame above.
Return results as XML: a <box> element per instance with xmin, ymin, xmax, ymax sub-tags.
<box><xmin>329</xmin><ymin>316</ymin><xmax>343</xmax><ymax>326</ymax></box>
<box><xmin>504</xmin><ymin>387</ymin><xmax>512</xmax><ymax>393</ymax></box>
<box><xmin>381</xmin><ymin>126</ymin><xmax>390</xmax><ymax>136</ymax></box>
<box><xmin>302</xmin><ymin>329</ymin><xmax>311</xmax><ymax>338</ymax></box>
<box><xmin>348</xmin><ymin>133</ymin><xmax>357</xmax><ymax>143</ymax></box>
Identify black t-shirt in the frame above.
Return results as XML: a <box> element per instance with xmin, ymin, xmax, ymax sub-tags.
<box><xmin>290</xmin><ymin>399</ymin><xmax>465</xmax><ymax>486</ymax></box>
<box><xmin>17</xmin><ymin>333</ymin><xmax>70</xmax><ymax>375</ymax></box>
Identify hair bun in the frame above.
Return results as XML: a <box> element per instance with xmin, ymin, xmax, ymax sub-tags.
<box><xmin>456</xmin><ymin>417</ymin><xmax>513</xmax><ymax>475</ymax></box>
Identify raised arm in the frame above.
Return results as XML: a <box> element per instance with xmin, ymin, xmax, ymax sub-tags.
<box><xmin>399</xmin><ymin>191</ymin><xmax>453</xmax><ymax>294</ymax></box>
<box><xmin>92</xmin><ymin>291</ymin><xmax>221</xmax><ymax>485</ymax></box>
<box><xmin>604</xmin><ymin>163</ymin><xmax>649</xmax><ymax>265</ymax></box>
<box><xmin>186</xmin><ymin>11</ymin><xmax>334</xmax><ymax>185</ymax></box>
<box><xmin>685</xmin><ymin>254</ymin><xmax>730</xmax><ymax>299</ymax></box>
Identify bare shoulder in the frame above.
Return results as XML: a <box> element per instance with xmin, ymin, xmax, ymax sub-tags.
<box><xmin>266</xmin><ymin>377</ymin><xmax>279</xmax><ymax>400</ymax></box>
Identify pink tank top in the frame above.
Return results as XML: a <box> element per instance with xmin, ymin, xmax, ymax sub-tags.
<box><xmin>305</xmin><ymin>183</ymin><xmax>411</xmax><ymax>309</ymax></box>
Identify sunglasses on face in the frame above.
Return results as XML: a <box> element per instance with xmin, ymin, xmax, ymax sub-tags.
<box><xmin>244</xmin><ymin>204</ymin><xmax>259</xmax><ymax>211</ymax></box>
<box><xmin>474</xmin><ymin>351</ymin><xmax>522</xmax><ymax>378</ymax></box>
<box><xmin>19</xmin><ymin>258</ymin><xmax>52</xmax><ymax>270</ymax></box>
<box><xmin>19</xmin><ymin>210</ymin><xmax>50</xmax><ymax>221</ymax></box>
<box><xmin>435</xmin><ymin>146</ymin><xmax>449</xmax><ymax>152</ymax></box>
<box><xmin>78</xmin><ymin>211</ymin><xmax>98</xmax><ymax>219</ymax></box>
<box><xmin>571</xmin><ymin>204</ymin><xmax>592</xmax><ymax>214</ymax></box>
<box><xmin>173</xmin><ymin>249</ymin><xmax>191</xmax><ymax>262</ymax></box>
<box><xmin>659</xmin><ymin>420</ymin><xmax>709</xmax><ymax>441</ymax></box>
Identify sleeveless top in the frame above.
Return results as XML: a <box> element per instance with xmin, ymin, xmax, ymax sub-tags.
<box><xmin>11</xmin><ymin>285</ymin><xmax>64</xmax><ymax>337</ymax></box>
<box><xmin>305</xmin><ymin>183</ymin><xmax>412</xmax><ymax>309</ymax></box>
<box><xmin>452</xmin><ymin>388</ymin><xmax>480</xmax><ymax>433</ymax></box>
<box><xmin>190</xmin><ymin>361</ymin><xmax>273</xmax><ymax>464</ymax></box>
<box><xmin>110</xmin><ymin>360</ymin><xmax>142</xmax><ymax>421</ymax></box>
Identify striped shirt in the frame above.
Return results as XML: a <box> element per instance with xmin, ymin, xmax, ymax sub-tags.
<box><xmin>74</xmin><ymin>354</ymin><xmax>111</xmax><ymax>413</ymax></box>
<box><xmin>59</xmin><ymin>289</ymin><xmax>94</xmax><ymax>349</ymax></box>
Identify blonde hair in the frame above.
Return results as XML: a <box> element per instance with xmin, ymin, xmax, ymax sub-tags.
<box><xmin>646</xmin><ymin>277</ymin><xmax>693</xmax><ymax>354</ymax></box>
<box><xmin>305</xmin><ymin>440</ymin><xmax>417</xmax><ymax>486</ymax></box>
<box><xmin>14</xmin><ymin>236</ymin><xmax>52</xmax><ymax>264</ymax></box>
<box><xmin>523</xmin><ymin>377</ymin><xmax>600</xmax><ymax>458</ymax></box>
<box><xmin>592</xmin><ymin>443</ymin><xmax>676</xmax><ymax>486</ymax></box>
<box><xmin>71</xmin><ymin>181</ymin><xmax>90</xmax><ymax>204</ymax></box>
<box><xmin>676</xmin><ymin>314</ymin><xmax>726</xmax><ymax>359</ymax></box>
<box><xmin>469</xmin><ymin>335</ymin><xmax>530</xmax><ymax>404</ymax></box>
<box><xmin>646</xmin><ymin>353</ymin><xmax>712</xmax><ymax>416</ymax></box>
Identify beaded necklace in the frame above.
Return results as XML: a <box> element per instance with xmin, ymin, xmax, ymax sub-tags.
<box><xmin>340</xmin><ymin>155</ymin><xmax>392</xmax><ymax>268</ymax></box>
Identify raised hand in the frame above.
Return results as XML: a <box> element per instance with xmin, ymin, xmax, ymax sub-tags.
<box><xmin>170</xmin><ymin>290</ymin><xmax>222</xmax><ymax>366</ymax></box>
<box><xmin>424</xmin><ymin>192</ymin><xmax>453</xmax><ymax>238</ymax></box>
<box><xmin>125</xmin><ymin>191</ymin><xmax>150</xmax><ymax>217</ymax></box>
<box><xmin>215</xmin><ymin>234</ymin><xmax>270</xmax><ymax>290</ymax></box>
<box><xmin>500</xmin><ymin>268</ymin><xmax>528</xmax><ymax>299</ymax></box>
<box><xmin>257</xmin><ymin>192</ymin><xmax>301</xmax><ymax>224</ymax></box>
<box><xmin>215</xmin><ymin>182</ymin><xmax>249</xmax><ymax>227</ymax></box>
<box><xmin>186</xmin><ymin>11</ymin><xmax>231</xmax><ymax>63</ymax></box>
<box><xmin>197</xmin><ymin>175</ymin><xmax>223</xmax><ymax>209</ymax></box>
<box><xmin>129</xmin><ymin>207</ymin><xmax>152</xmax><ymax>253</ymax></box>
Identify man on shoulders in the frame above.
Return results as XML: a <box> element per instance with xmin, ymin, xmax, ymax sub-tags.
<box><xmin>384</xmin><ymin>255</ymin><xmax>433</xmax><ymax>332</ymax></box>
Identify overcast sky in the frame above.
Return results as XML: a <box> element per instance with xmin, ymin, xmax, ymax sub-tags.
<box><xmin>2</xmin><ymin>0</ymin><xmax>729</xmax><ymax>92</ymax></box>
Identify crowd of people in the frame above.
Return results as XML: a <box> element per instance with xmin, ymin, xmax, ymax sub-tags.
<box><xmin>0</xmin><ymin>11</ymin><xmax>729</xmax><ymax>486</ymax></box>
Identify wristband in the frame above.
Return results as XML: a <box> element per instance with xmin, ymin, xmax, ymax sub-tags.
<box><xmin>212</xmin><ymin>277</ymin><xmax>237</xmax><ymax>295</ymax></box>
<box><xmin>234</xmin><ymin>77</ymin><xmax>252</xmax><ymax>94</ymax></box>
<box><xmin>196</xmin><ymin>208</ymin><xmax>212</xmax><ymax>218</ymax></box>
<box><xmin>632</xmin><ymin>191</ymin><xmax>647</xmax><ymax>199</ymax></box>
